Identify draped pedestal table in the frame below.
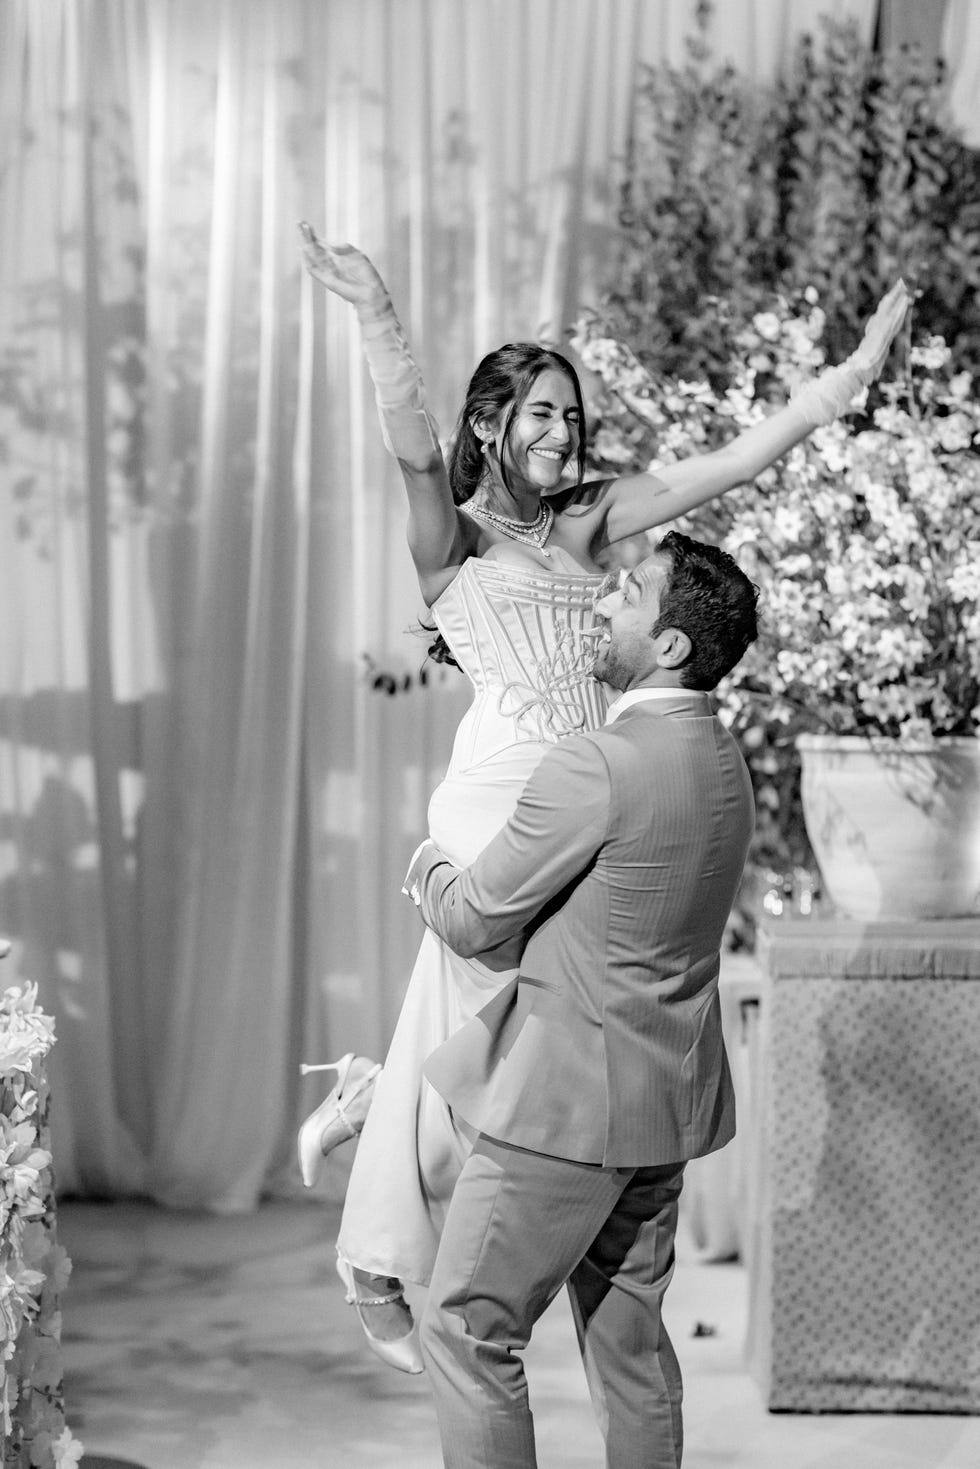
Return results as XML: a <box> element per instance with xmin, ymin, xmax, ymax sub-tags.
<box><xmin>744</xmin><ymin>916</ymin><xmax>980</xmax><ymax>1412</ymax></box>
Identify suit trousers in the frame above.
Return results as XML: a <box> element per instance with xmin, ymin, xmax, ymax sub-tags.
<box><xmin>419</xmin><ymin>1132</ymin><xmax>686</xmax><ymax>1469</ymax></box>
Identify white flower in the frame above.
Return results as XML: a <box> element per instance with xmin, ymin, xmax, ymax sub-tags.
<box><xmin>948</xmin><ymin>557</ymin><xmax>980</xmax><ymax>603</ymax></box>
<box><xmin>779</xmin><ymin>553</ymin><xmax>813</xmax><ymax>577</ymax></box>
<box><xmin>592</xmin><ymin>428</ymin><xmax>639</xmax><ymax>466</ymax></box>
<box><xmin>0</xmin><ymin>983</ymin><xmax>39</xmax><ymax>1018</ymax></box>
<box><xmin>858</xmin><ymin>682</ymin><xmax>920</xmax><ymax>725</ymax></box>
<box><xmin>0</xmin><ymin>987</ymin><xmax>56</xmax><ymax>1078</ymax></box>
<box><xmin>909</xmin><ymin>336</ymin><xmax>952</xmax><ymax>371</ymax></box>
<box><xmin>0</xmin><ymin>1021</ymin><xmax>53</xmax><ymax>1077</ymax></box>
<box><xmin>935</xmin><ymin>413</ymin><xmax>974</xmax><ymax>452</ymax></box>
<box><xmin>861</xmin><ymin>476</ymin><xmax>900</xmax><ymax>525</ymax></box>
<box><xmin>770</xmin><ymin>504</ymin><xmax>807</xmax><ymax>543</ymax></box>
<box><xmin>825</xmin><ymin>563</ymin><xmax>849</xmax><ymax>598</ymax></box>
<box><xmin>675</xmin><ymin>378</ymin><xmax>715</xmax><ymax>403</ymax></box>
<box><xmin>52</xmin><ymin>1426</ymin><xmax>85</xmax><ymax>1467</ymax></box>
<box><xmin>784</xmin><ymin>316</ymin><xmax>824</xmax><ymax>360</ymax></box>
<box><xmin>0</xmin><ymin>1263</ymin><xmax>46</xmax><ymax>1346</ymax></box>
<box><xmin>814</xmin><ymin>433</ymin><xmax>852</xmax><ymax>474</ymax></box>
<box><xmin>752</xmin><ymin>311</ymin><xmax>782</xmax><ymax>342</ymax></box>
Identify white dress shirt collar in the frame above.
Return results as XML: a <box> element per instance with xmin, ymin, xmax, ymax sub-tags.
<box><xmin>604</xmin><ymin>686</ymin><xmax>690</xmax><ymax>724</ymax></box>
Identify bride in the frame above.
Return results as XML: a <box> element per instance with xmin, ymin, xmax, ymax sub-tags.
<box><xmin>296</xmin><ymin>224</ymin><xmax>909</xmax><ymax>1372</ymax></box>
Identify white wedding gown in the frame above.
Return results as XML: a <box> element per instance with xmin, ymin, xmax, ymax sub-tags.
<box><xmin>337</xmin><ymin>543</ymin><xmax>610</xmax><ymax>1285</ymax></box>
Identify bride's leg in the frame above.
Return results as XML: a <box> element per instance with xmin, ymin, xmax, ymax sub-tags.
<box><xmin>337</xmin><ymin>931</ymin><xmax>474</xmax><ymax>1282</ymax></box>
<box><xmin>333</xmin><ymin>932</ymin><xmax>507</xmax><ymax>1374</ymax></box>
<box><xmin>334</xmin><ymin>1077</ymin><xmax>472</xmax><ymax>1372</ymax></box>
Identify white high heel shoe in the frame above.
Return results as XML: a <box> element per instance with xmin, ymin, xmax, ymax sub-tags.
<box><xmin>336</xmin><ymin>1256</ymin><xmax>424</xmax><ymax>1375</ymax></box>
<box><xmin>296</xmin><ymin>1053</ymin><xmax>381</xmax><ymax>1188</ymax></box>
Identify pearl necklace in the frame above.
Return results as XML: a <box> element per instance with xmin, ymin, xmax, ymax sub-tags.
<box><xmin>463</xmin><ymin>498</ymin><xmax>555</xmax><ymax>553</ymax></box>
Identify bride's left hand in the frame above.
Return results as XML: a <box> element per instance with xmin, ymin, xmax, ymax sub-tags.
<box><xmin>851</xmin><ymin>278</ymin><xmax>913</xmax><ymax>378</ymax></box>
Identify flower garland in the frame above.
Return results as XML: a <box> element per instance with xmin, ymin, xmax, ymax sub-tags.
<box><xmin>0</xmin><ymin>981</ymin><xmax>82</xmax><ymax>1468</ymax></box>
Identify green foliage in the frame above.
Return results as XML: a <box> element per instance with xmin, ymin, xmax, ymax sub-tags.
<box><xmin>601</xmin><ymin>12</ymin><xmax>980</xmax><ymax>383</ymax></box>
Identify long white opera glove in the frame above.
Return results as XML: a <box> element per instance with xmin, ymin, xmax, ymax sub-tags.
<box><xmin>298</xmin><ymin>227</ymin><xmax>441</xmax><ymax>464</ymax></box>
<box><xmin>358</xmin><ymin>299</ymin><xmax>441</xmax><ymax>464</ymax></box>
<box><xmin>790</xmin><ymin>279</ymin><xmax>911</xmax><ymax>428</ymax></box>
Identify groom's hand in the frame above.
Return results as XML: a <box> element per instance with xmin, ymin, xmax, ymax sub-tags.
<box><xmin>403</xmin><ymin>838</ymin><xmax>452</xmax><ymax>908</ymax></box>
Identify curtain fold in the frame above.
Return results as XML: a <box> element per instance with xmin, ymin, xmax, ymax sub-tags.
<box><xmin>11</xmin><ymin>0</ymin><xmax>974</xmax><ymax>1210</ymax></box>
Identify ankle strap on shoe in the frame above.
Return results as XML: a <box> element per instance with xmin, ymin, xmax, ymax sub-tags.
<box><xmin>345</xmin><ymin>1286</ymin><xmax>406</xmax><ymax>1307</ymax></box>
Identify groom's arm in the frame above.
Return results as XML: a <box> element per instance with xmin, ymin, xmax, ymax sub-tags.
<box><xmin>404</xmin><ymin>735</ymin><xmax>610</xmax><ymax>958</ymax></box>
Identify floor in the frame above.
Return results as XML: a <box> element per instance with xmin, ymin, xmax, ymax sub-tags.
<box><xmin>58</xmin><ymin>1199</ymin><xmax>980</xmax><ymax>1469</ymax></box>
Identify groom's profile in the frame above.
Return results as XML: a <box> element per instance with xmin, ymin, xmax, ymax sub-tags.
<box><xmin>404</xmin><ymin>529</ymin><xmax>759</xmax><ymax>1469</ymax></box>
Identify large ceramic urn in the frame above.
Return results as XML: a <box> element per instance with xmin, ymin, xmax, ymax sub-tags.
<box><xmin>797</xmin><ymin>734</ymin><xmax>980</xmax><ymax>921</ymax></box>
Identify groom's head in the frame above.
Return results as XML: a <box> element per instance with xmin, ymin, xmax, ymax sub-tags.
<box><xmin>592</xmin><ymin>532</ymin><xmax>758</xmax><ymax>693</ymax></box>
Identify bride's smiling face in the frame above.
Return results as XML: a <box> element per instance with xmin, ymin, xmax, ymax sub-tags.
<box><xmin>494</xmin><ymin>368</ymin><xmax>582</xmax><ymax>493</ymax></box>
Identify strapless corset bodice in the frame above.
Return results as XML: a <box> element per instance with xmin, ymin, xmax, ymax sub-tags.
<box><xmin>431</xmin><ymin>546</ymin><xmax>610</xmax><ymax>768</ymax></box>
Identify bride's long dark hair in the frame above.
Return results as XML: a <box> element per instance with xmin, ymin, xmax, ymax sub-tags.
<box><xmin>424</xmin><ymin>344</ymin><xmax>590</xmax><ymax>665</ymax></box>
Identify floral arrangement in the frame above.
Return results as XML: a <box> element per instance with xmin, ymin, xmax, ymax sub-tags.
<box><xmin>571</xmin><ymin>291</ymin><xmax>980</xmax><ymax>926</ymax></box>
<box><xmin>0</xmin><ymin>980</ymin><xmax>82</xmax><ymax>1469</ymax></box>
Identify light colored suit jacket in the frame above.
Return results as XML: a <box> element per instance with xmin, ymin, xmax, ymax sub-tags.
<box><xmin>406</xmin><ymin>691</ymin><xmax>754</xmax><ymax>1167</ymax></box>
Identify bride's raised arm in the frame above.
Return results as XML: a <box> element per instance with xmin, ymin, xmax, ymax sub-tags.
<box><xmin>597</xmin><ymin>278</ymin><xmax>912</xmax><ymax>545</ymax></box>
<box><xmin>298</xmin><ymin>225</ymin><xmax>468</xmax><ymax>590</ymax></box>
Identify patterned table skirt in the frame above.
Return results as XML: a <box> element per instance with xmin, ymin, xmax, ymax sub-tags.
<box><xmin>745</xmin><ymin>916</ymin><xmax>980</xmax><ymax>1413</ymax></box>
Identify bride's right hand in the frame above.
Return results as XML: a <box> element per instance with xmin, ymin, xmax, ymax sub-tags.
<box><xmin>297</xmin><ymin>224</ymin><xmax>390</xmax><ymax>316</ymax></box>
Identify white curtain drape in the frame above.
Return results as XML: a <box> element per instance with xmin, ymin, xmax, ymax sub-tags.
<box><xmin>5</xmin><ymin>0</ymin><xmax>974</xmax><ymax>1211</ymax></box>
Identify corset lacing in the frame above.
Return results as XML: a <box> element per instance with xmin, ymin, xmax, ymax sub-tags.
<box><xmin>496</xmin><ymin>620</ymin><xmax>597</xmax><ymax>739</ymax></box>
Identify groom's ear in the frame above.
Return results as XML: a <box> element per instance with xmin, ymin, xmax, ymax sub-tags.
<box><xmin>654</xmin><ymin>628</ymin><xmax>692</xmax><ymax>670</ymax></box>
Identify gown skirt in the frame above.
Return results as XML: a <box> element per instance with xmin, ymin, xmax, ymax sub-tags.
<box><xmin>336</xmin><ymin>550</ymin><xmax>609</xmax><ymax>1285</ymax></box>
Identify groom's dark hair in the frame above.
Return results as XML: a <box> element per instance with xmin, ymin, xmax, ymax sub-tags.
<box><xmin>652</xmin><ymin>531</ymin><xmax>759</xmax><ymax>691</ymax></box>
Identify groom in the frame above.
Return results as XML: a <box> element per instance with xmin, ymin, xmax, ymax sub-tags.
<box><xmin>403</xmin><ymin>530</ymin><xmax>759</xmax><ymax>1468</ymax></box>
